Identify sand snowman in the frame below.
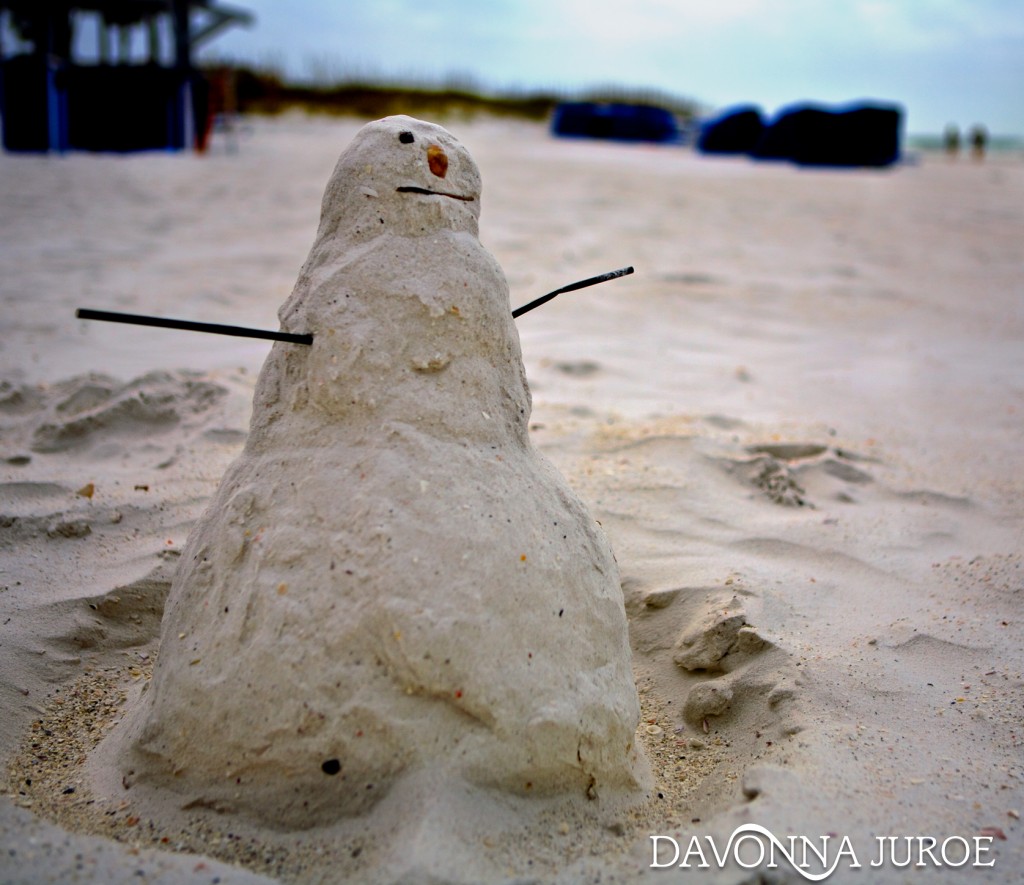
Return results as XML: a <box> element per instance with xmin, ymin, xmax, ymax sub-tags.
<box><xmin>111</xmin><ymin>116</ymin><xmax>648</xmax><ymax>829</ymax></box>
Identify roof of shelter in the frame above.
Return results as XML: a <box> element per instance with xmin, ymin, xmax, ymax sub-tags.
<box><xmin>0</xmin><ymin>2</ymin><xmax>252</xmax><ymax>29</ymax></box>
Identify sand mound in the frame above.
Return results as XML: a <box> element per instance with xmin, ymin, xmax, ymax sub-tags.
<box><xmin>94</xmin><ymin>119</ymin><xmax>650</xmax><ymax>865</ymax></box>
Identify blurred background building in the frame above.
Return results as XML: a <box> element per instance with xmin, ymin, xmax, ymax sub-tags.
<box><xmin>0</xmin><ymin>0</ymin><xmax>251</xmax><ymax>152</ymax></box>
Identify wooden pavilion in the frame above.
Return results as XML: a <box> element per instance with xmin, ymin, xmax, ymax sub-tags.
<box><xmin>0</xmin><ymin>1</ymin><xmax>251</xmax><ymax>152</ymax></box>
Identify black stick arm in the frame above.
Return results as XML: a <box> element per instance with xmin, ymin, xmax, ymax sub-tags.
<box><xmin>511</xmin><ymin>266</ymin><xmax>633</xmax><ymax>318</ymax></box>
<box><xmin>75</xmin><ymin>309</ymin><xmax>313</xmax><ymax>346</ymax></box>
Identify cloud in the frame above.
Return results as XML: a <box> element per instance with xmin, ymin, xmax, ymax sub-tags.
<box><xmin>851</xmin><ymin>0</ymin><xmax>1024</xmax><ymax>49</ymax></box>
<box><xmin>203</xmin><ymin>0</ymin><xmax>1024</xmax><ymax>134</ymax></box>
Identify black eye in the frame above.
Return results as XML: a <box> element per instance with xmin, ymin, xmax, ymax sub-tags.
<box><xmin>399</xmin><ymin>131</ymin><xmax>414</xmax><ymax>144</ymax></box>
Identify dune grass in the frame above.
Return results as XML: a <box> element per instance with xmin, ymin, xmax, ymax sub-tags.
<box><xmin>216</xmin><ymin>66</ymin><xmax>701</xmax><ymax>122</ymax></box>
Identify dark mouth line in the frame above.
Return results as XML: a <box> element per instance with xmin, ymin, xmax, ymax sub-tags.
<box><xmin>396</xmin><ymin>186</ymin><xmax>475</xmax><ymax>202</ymax></box>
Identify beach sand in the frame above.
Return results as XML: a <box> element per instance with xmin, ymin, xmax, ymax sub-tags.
<box><xmin>1</xmin><ymin>114</ymin><xmax>1021</xmax><ymax>883</ymax></box>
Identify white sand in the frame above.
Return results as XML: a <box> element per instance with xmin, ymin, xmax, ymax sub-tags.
<box><xmin>1</xmin><ymin>114</ymin><xmax>1021</xmax><ymax>883</ymax></box>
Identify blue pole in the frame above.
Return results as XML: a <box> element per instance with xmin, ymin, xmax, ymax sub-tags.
<box><xmin>43</xmin><ymin>9</ymin><xmax>68</xmax><ymax>153</ymax></box>
<box><xmin>171</xmin><ymin>1</ymin><xmax>190</xmax><ymax>150</ymax></box>
<box><xmin>45</xmin><ymin>12</ymin><xmax>57</xmax><ymax>151</ymax></box>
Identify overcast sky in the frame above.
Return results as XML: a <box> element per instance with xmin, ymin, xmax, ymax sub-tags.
<box><xmin>204</xmin><ymin>0</ymin><xmax>1024</xmax><ymax>136</ymax></box>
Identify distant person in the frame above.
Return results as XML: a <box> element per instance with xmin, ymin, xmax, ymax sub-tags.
<box><xmin>943</xmin><ymin>124</ymin><xmax>960</xmax><ymax>158</ymax></box>
<box><xmin>969</xmin><ymin>124</ymin><xmax>988</xmax><ymax>160</ymax></box>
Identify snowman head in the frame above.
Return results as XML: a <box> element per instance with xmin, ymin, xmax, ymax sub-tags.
<box><xmin>316</xmin><ymin>115</ymin><xmax>483</xmax><ymax>245</ymax></box>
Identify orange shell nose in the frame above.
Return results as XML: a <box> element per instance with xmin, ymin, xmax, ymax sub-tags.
<box><xmin>427</xmin><ymin>145</ymin><xmax>448</xmax><ymax>178</ymax></box>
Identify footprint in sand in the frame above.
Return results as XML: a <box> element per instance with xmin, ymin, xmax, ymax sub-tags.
<box><xmin>553</xmin><ymin>360</ymin><xmax>602</xmax><ymax>377</ymax></box>
<box><xmin>24</xmin><ymin>372</ymin><xmax>226</xmax><ymax>454</ymax></box>
<box><xmin>713</xmin><ymin>442</ymin><xmax>881</xmax><ymax>507</ymax></box>
<box><xmin>628</xmin><ymin>578</ymin><xmax>804</xmax><ymax>739</ymax></box>
<box><xmin>671</xmin><ymin>596</ymin><xmax>794</xmax><ymax>729</ymax></box>
<box><xmin>45</xmin><ymin>558</ymin><xmax>176</xmax><ymax>653</ymax></box>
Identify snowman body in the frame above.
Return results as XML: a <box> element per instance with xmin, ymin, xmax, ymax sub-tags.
<box><xmin>116</xmin><ymin>117</ymin><xmax>647</xmax><ymax>827</ymax></box>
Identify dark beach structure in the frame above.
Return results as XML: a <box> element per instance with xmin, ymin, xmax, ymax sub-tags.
<box><xmin>0</xmin><ymin>1</ymin><xmax>251</xmax><ymax>153</ymax></box>
<box><xmin>551</xmin><ymin>102</ymin><xmax>680</xmax><ymax>144</ymax></box>
<box><xmin>697</xmin><ymin>100</ymin><xmax>903</xmax><ymax>167</ymax></box>
<box><xmin>750</xmin><ymin>102</ymin><xmax>903</xmax><ymax>167</ymax></box>
<box><xmin>696</xmin><ymin>105</ymin><xmax>766</xmax><ymax>155</ymax></box>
